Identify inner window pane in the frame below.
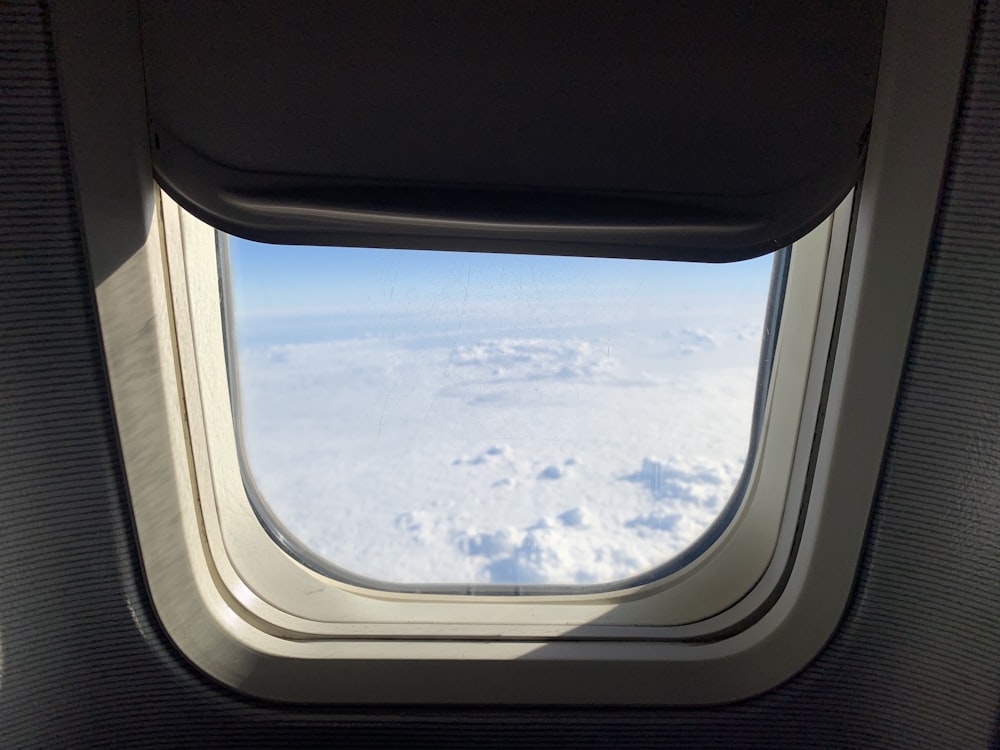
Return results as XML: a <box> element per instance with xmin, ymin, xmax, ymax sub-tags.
<box><xmin>223</xmin><ymin>240</ymin><xmax>778</xmax><ymax>589</ymax></box>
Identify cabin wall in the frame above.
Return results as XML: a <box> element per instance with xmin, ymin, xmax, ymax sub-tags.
<box><xmin>0</xmin><ymin>1</ymin><xmax>998</xmax><ymax>746</ymax></box>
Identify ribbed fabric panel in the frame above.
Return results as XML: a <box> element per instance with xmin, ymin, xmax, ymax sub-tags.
<box><xmin>1</xmin><ymin>0</ymin><xmax>999</xmax><ymax>748</ymax></box>
<box><xmin>0</xmin><ymin>3</ymin><xmax>154</xmax><ymax>744</ymax></box>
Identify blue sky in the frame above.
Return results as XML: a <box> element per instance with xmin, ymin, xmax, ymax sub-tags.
<box><xmin>226</xmin><ymin>237</ymin><xmax>775</xmax><ymax>320</ymax></box>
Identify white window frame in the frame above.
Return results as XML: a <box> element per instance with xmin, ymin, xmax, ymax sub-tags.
<box><xmin>205</xmin><ymin>196</ymin><xmax>830</xmax><ymax>624</ymax></box>
<box><xmin>58</xmin><ymin>0</ymin><xmax>975</xmax><ymax>705</ymax></box>
<box><xmin>99</xmin><ymin>182</ymin><xmax>839</xmax><ymax>699</ymax></box>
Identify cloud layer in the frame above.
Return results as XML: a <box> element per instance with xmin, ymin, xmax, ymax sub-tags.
<box><xmin>236</xmin><ymin>313</ymin><xmax>765</xmax><ymax>586</ymax></box>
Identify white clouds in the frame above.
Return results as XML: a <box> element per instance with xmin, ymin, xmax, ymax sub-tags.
<box><xmin>235</xmin><ymin>316</ymin><xmax>765</xmax><ymax>587</ymax></box>
<box><xmin>537</xmin><ymin>464</ymin><xmax>566</xmax><ymax>480</ymax></box>
<box><xmin>674</xmin><ymin>327</ymin><xmax>720</xmax><ymax>355</ymax></box>
<box><xmin>622</xmin><ymin>456</ymin><xmax>739</xmax><ymax>505</ymax></box>
<box><xmin>451</xmin><ymin>338</ymin><xmax>619</xmax><ymax>381</ymax></box>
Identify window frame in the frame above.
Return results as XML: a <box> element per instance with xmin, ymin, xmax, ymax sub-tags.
<box><xmin>61</xmin><ymin>0</ymin><xmax>976</xmax><ymax>704</ymax></box>
<box><xmin>165</xmin><ymin>192</ymin><xmax>835</xmax><ymax>636</ymax></box>
<box><xmin>97</xmin><ymin>184</ymin><xmax>847</xmax><ymax>698</ymax></box>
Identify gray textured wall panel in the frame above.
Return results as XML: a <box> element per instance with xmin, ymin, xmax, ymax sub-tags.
<box><xmin>1</xmin><ymin>1</ymin><xmax>999</xmax><ymax>748</ymax></box>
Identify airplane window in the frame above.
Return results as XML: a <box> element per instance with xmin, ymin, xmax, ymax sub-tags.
<box><xmin>222</xmin><ymin>240</ymin><xmax>782</xmax><ymax>590</ymax></box>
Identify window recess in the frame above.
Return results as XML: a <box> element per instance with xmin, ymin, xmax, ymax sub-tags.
<box><xmin>156</xmin><ymin>189</ymin><xmax>841</xmax><ymax>635</ymax></box>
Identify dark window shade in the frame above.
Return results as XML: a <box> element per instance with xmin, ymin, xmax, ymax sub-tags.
<box><xmin>142</xmin><ymin>1</ymin><xmax>885</xmax><ymax>261</ymax></box>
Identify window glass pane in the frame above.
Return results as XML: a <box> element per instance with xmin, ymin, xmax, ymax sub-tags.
<box><xmin>223</xmin><ymin>240</ymin><xmax>779</xmax><ymax>589</ymax></box>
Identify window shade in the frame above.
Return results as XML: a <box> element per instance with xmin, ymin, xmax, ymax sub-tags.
<box><xmin>141</xmin><ymin>1</ymin><xmax>885</xmax><ymax>261</ymax></box>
